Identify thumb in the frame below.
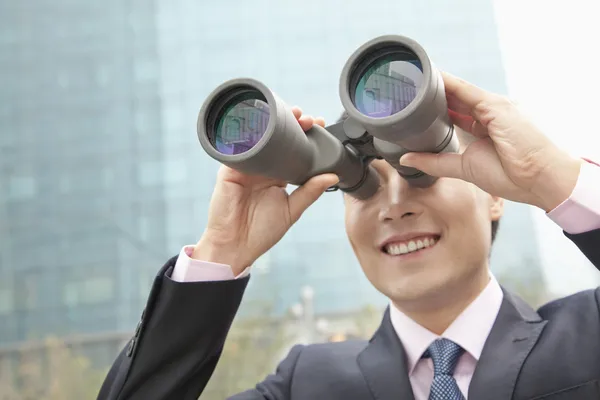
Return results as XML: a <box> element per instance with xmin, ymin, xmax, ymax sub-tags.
<box><xmin>399</xmin><ymin>152</ymin><xmax>467</xmax><ymax>180</ymax></box>
<box><xmin>288</xmin><ymin>173</ymin><xmax>339</xmax><ymax>223</ymax></box>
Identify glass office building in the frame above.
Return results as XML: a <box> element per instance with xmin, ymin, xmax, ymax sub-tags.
<box><xmin>0</xmin><ymin>1</ymin><xmax>169</xmax><ymax>365</ymax></box>
<box><xmin>0</xmin><ymin>0</ymin><xmax>543</xmax><ymax>367</ymax></box>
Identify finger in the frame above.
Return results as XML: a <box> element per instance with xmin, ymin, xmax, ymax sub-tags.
<box><xmin>298</xmin><ymin>115</ymin><xmax>315</xmax><ymax>132</ymax></box>
<box><xmin>399</xmin><ymin>152</ymin><xmax>467</xmax><ymax>181</ymax></box>
<box><xmin>288</xmin><ymin>174</ymin><xmax>339</xmax><ymax>223</ymax></box>
<box><xmin>219</xmin><ymin>165</ymin><xmax>287</xmax><ymax>188</ymax></box>
<box><xmin>314</xmin><ymin>116</ymin><xmax>326</xmax><ymax>127</ymax></box>
<box><xmin>449</xmin><ymin>110</ymin><xmax>488</xmax><ymax>139</ymax></box>
<box><xmin>446</xmin><ymin>93</ymin><xmax>474</xmax><ymax>116</ymax></box>
<box><xmin>442</xmin><ymin>71</ymin><xmax>493</xmax><ymax>117</ymax></box>
<box><xmin>471</xmin><ymin>120</ymin><xmax>489</xmax><ymax>139</ymax></box>
<box><xmin>449</xmin><ymin>109</ymin><xmax>475</xmax><ymax>133</ymax></box>
<box><xmin>291</xmin><ymin>106</ymin><xmax>303</xmax><ymax>120</ymax></box>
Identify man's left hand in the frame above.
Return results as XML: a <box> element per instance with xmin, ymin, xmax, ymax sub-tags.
<box><xmin>399</xmin><ymin>71</ymin><xmax>583</xmax><ymax>212</ymax></box>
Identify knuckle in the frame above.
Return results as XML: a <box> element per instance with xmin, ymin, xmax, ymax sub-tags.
<box><xmin>491</xmin><ymin>94</ymin><xmax>514</xmax><ymax>109</ymax></box>
<box><xmin>473</xmin><ymin>99</ymin><xmax>492</xmax><ymax>114</ymax></box>
<box><xmin>499</xmin><ymin>95</ymin><xmax>515</xmax><ymax>108</ymax></box>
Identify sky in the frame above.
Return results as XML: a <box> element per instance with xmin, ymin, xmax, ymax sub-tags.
<box><xmin>493</xmin><ymin>0</ymin><xmax>600</xmax><ymax>296</ymax></box>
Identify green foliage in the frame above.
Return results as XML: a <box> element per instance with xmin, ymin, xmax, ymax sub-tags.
<box><xmin>201</xmin><ymin>315</ymin><xmax>290</xmax><ymax>399</ymax></box>
<box><xmin>353</xmin><ymin>304</ymin><xmax>385</xmax><ymax>338</ymax></box>
<box><xmin>0</xmin><ymin>338</ymin><xmax>107</xmax><ymax>400</ymax></box>
<box><xmin>200</xmin><ymin>304</ymin><xmax>384</xmax><ymax>399</ymax></box>
<box><xmin>495</xmin><ymin>270</ymin><xmax>550</xmax><ymax>308</ymax></box>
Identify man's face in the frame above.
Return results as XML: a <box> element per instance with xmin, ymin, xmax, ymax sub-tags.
<box><xmin>344</xmin><ymin>138</ymin><xmax>503</xmax><ymax>307</ymax></box>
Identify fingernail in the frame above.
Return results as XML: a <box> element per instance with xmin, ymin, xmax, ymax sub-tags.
<box><xmin>399</xmin><ymin>155</ymin><xmax>412</xmax><ymax>166</ymax></box>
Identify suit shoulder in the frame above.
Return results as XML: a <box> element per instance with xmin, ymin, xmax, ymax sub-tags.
<box><xmin>287</xmin><ymin>339</ymin><xmax>369</xmax><ymax>382</ymax></box>
<box><xmin>537</xmin><ymin>287</ymin><xmax>600</xmax><ymax>318</ymax></box>
<box><xmin>300</xmin><ymin>339</ymin><xmax>369</xmax><ymax>359</ymax></box>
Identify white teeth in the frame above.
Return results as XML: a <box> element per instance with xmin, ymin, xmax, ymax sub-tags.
<box><xmin>399</xmin><ymin>244</ymin><xmax>408</xmax><ymax>254</ymax></box>
<box><xmin>384</xmin><ymin>237</ymin><xmax>439</xmax><ymax>256</ymax></box>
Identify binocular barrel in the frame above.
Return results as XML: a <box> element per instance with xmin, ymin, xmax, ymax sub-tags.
<box><xmin>197</xmin><ymin>34</ymin><xmax>459</xmax><ymax>200</ymax></box>
<box><xmin>197</xmin><ymin>79</ymin><xmax>381</xmax><ymax>199</ymax></box>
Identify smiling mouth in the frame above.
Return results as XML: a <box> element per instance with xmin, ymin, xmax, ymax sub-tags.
<box><xmin>382</xmin><ymin>235</ymin><xmax>441</xmax><ymax>256</ymax></box>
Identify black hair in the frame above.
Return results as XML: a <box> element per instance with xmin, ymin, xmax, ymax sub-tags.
<box><xmin>491</xmin><ymin>219</ymin><xmax>500</xmax><ymax>244</ymax></box>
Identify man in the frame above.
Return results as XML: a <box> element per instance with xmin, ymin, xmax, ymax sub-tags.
<box><xmin>97</xmin><ymin>72</ymin><xmax>600</xmax><ymax>399</ymax></box>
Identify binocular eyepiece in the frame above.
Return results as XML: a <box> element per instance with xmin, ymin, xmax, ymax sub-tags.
<box><xmin>197</xmin><ymin>34</ymin><xmax>459</xmax><ymax>200</ymax></box>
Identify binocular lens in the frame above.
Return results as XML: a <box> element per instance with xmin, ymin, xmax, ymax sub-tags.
<box><xmin>211</xmin><ymin>90</ymin><xmax>270</xmax><ymax>155</ymax></box>
<box><xmin>353</xmin><ymin>54</ymin><xmax>423</xmax><ymax>118</ymax></box>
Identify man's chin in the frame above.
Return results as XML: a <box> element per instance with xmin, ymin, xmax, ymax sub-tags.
<box><xmin>382</xmin><ymin>277</ymin><xmax>451</xmax><ymax>308</ymax></box>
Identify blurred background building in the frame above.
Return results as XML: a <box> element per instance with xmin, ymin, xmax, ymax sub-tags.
<box><xmin>3</xmin><ymin>0</ymin><xmax>597</xmax><ymax>398</ymax></box>
<box><xmin>0</xmin><ymin>1</ymin><xmax>171</xmax><ymax>371</ymax></box>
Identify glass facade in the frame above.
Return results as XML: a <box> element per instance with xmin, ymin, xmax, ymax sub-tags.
<box><xmin>0</xmin><ymin>1</ymin><xmax>168</xmax><ymax>346</ymax></box>
<box><xmin>0</xmin><ymin>0</ymin><xmax>543</xmax><ymax>363</ymax></box>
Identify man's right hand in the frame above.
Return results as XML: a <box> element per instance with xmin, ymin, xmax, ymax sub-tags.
<box><xmin>192</xmin><ymin>107</ymin><xmax>339</xmax><ymax>276</ymax></box>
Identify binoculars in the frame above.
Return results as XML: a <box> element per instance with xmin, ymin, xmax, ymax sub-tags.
<box><xmin>197</xmin><ymin>34</ymin><xmax>458</xmax><ymax>200</ymax></box>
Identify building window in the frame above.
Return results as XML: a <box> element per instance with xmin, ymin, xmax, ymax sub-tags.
<box><xmin>138</xmin><ymin>266</ymin><xmax>155</xmax><ymax>301</ymax></box>
<box><xmin>139</xmin><ymin>159</ymin><xmax>186</xmax><ymax>186</ymax></box>
<box><xmin>165</xmin><ymin>159</ymin><xmax>187</xmax><ymax>184</ymax></box>
<box><xmin>364</xmin><ymin>90</ymin><xmax>376</xmax><ymax>115</ymax></box>
<box><xmin>57</xmin><ymin>72</ymin><xmax>70</xmax><ymax>89</ymax></box>
<box><xmin>139</xmin><ymin>215</ymin><xmax>150</xmax><ymax>242</ymax></box>
<box><xmin>81</xmin><ymin>277</ymin><xmax>114</xmax><ymax>304</ymax></box>
<box><xmin>102</xmin><ymin>167</ymin><xmax>114</xmax><ymax>189</ymax></box>
<box><xmin>95</xmin><ymin>65</ymin><xmax>111</xmax><ymax>87</ymax></box>
<box><xmin>165</xmin><ymin>107</ymin><xmax>183</xmax><ymax>132</ymax></box>
<box><xmin>15</xmin><ymin>274</ymin><xmax>39</xmax><ymax>310</ymax></box>
<box><xmin>8</xmin><ymin>176</ymin><xmax>36</xmax><ymax>200</ymax></box>
<box><xmin>63</xmin><ymin>282</ymin><xmax>79</xmax><ymax>307</ymax></box>
<box><xmin>0</xmin><ymin>287</ymin><xmax>13</xmax><ymax>315</ymax></box>
<box><xmin>221</xmin><ymin>117</ymin><xmax>241</xmax><ymax>143</ymax></box>
<box><xmin>138</xmin><ymin>161</ymin><xmax>163</xmax><ymax>186</ymax></box>
<box><xmin>59</xmin><ymin>175</ymin><xmax>71</xmax><ymax>193</ymax></box>
<box><xmin>248</xmin><ymin>113</ymin><xmax>256</xmax><ymax>130</ymax></box>
<box><xmin>62</xmin><ymin>277</ymin><xmax>114</xmax><ymax>307</ymax></box>
<box><xmin>134</xmin><ymin>60</ymin><xmax>158</xmax><ymax>82</ymax></box>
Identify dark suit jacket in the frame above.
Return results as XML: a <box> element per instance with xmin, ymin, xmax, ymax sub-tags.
<box><xmin>97</xmin><ymin>229</ymin><xmax>600</xmax><ymax>400</ymax></box>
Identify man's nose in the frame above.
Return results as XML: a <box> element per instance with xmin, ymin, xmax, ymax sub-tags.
<box><xmin>378</xmin><ymin>172</ymin><xmax>422</xmax><ymax>222</ymax></box>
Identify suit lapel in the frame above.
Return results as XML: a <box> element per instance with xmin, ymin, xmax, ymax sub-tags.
<box><xmin>357</xmin><ymin>307</ymin><xmax>415</xmax><ymax>400</ymax></box>
<box><xmin>468</xmin><ymin>288</ymin><xmax>547</xmax><ymax>400</ymax></box>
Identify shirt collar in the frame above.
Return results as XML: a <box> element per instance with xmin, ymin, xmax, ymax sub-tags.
<box><xmin>389</xmin><ymin>273</ymin><xmax>504</xmax><ymax>375</ymax></box>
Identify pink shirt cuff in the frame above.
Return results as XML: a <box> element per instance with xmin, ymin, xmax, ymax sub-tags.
<box><xmin>171</xmin><ymin>246</ymin><xmax>250</xmax><ymax>283</ymax></box>
<box><xmin>547</xmin><ymin>158</ymin><xmax>600</xmax><ymax>234</ymax></box>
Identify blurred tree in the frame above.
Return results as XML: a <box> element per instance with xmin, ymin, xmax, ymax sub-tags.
<box><xmin>201</xmin><ymin>305</ymin><xmax>386</xmax><ymax>399</ymax></box>
<box><xmin>199</xmin><ymin>302</ymin><xmax>387</xmax><ymax>399</ymax></box>
<box><xmin>353</xmin><ymin>304</ymin><xmax>385</xmax><ymax>339</ymax></box>
<box><xmin>0</xmin><ymin>337</ymin><xmax>106</xmax><ymax>400</ymax></box>
<box><xmin>200</xmin><ymin>305</ymin><xmax>291</xmax><ymax>399</ymax></box>
<box><xmin>495</xmin><ymin>258</ymin><xmax>550</xmax><ymax>309</ymax></box>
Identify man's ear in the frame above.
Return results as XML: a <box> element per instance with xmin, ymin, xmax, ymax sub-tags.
<box><xmin>489</xmin><ymin>195</ymin><xmax>504</xmax><ymax>221</ymax></box>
